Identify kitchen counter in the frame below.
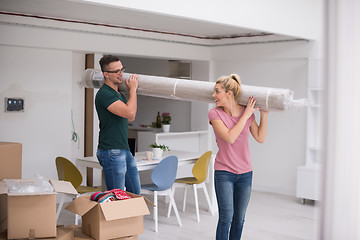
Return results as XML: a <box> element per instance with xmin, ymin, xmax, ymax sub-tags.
<box><xmin>137</xmin><ymin>130</ymin><xmax>208</xmax><ymax>153</ymax></box>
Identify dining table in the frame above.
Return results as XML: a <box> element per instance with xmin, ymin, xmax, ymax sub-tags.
<box><xmin>76</xmin><ymin>150</ymin><xmax>217</xmax><ymax>211</ymax></box>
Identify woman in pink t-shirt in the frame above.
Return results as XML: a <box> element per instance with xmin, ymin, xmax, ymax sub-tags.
<box><xmin>208</xmin><ymin>74</ymin><xmax>268</xmax><ymax>240</ymax></box>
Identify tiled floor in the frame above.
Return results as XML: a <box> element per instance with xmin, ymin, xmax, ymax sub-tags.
<box><xmin>58</xmin><ymin>190</ymin><xmax>318</xmax><ymax>240</ymax></box>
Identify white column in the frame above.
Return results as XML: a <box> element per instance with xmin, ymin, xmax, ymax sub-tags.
<box><xmin>320</xmin><ymin>0</ymin><xmax>360</xmax><ymax>239</ymax></box>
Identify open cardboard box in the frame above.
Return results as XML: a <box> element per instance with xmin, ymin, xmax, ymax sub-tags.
<box><xmin>64</xmin><ymin>225</ymin><xmax>138</xmax><ymax>240</ymax></box>
<box><xmin>65</xmin><ymin>192</ymin><xmax>152</xmax><ymax>240</ymax></box>
<box><xmin>0</xmin><ymin>179</ymin><xmax>78</xmax><ymax>239</ymax></box>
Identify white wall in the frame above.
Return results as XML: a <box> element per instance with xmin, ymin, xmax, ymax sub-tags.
<box><xmin>71</xmin><ymin>53</ymin><xmax>86</xmax><ymax>160</ymax></box>
<box><xmin>0</xmin><ymin>46</ymin><xmax>74</xmax><ymax>179</ymax></box>
<box><xmin>0</xmin><ymin>11</ymin><xmax>318</xmax><ymax>196</ymax></box>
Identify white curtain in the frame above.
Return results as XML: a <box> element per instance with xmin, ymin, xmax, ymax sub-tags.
<box><xmin>320</xmin><ymin>0</ymin><xmax>360</xmax><ymax>239</ymax></box>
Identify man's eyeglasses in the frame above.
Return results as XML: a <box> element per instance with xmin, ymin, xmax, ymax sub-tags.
<box><xmin>104</xmin><ymin>67</ymin><xmax>125</xmax><ymax>74</ymax></box>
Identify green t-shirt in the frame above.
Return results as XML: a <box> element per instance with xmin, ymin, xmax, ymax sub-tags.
<box><xmin>95</xmin><ymin>84</ymin><xmax>129</xmax><ymax>150</ymax></box>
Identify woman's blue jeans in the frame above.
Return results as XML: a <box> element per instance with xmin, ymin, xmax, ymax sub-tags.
<box><xmin>96</xmin><ymin>149</ymin><xmax>141</xmax><ymax>194</ymax></box>
<box><xmin>214</xmin><ymin>170</ymin><xmax>253</xmax><ymax>240</ymax></box>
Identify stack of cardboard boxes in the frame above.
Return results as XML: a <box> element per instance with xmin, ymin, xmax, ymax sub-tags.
<box><xmin>0</xmin><ymin>142</ymin><xmax>151</xmax><ymax>240</ymax></box>
<box><xmin>0</xmin><ymin>179</ymin><xmax>78</xmax><ymax>239</ymax></box>
<box><xmin>0</xmin><ymin>142</ymin><xmax>22</xmax><ymax>181</ymax></box>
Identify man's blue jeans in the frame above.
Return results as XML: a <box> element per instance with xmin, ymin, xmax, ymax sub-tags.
<box><xmin>214</xmin><ymin>170</ymin><xmax>253</xmax><ymax>240</ymax></box>
<box><xmin>96</xmin><ymin>149</ymin><xmax>141</xmax><ymax>194</ymax></box>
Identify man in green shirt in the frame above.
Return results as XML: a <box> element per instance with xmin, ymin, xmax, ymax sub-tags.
<box><xmin>95</xmin><ymin>55</ymin><xmax>140</xmax><ymax>194</ymax></box>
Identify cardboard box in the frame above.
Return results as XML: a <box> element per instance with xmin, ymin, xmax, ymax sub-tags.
<box><xmin>54</xmin><ymin>226</ymin><xmax>75</xmax><ymax>240</ymax></box>
<box><xmin>0</xmin><ymin>179</ymin><xmax>78</xmax><ymax>239</ymax></box>
<box><xmin>64</xmin><ymin>225</ymin><xmax>93</xmax><ymax>240</ymax></box>
<box><xmin>117</xmin><ymin>236</ymin><xmax>138</xmax><ymax>240</ymax></box>
<box><xmin>65</xmin><ymin>193</ymin><xmax>151</xmax><ymax>240</ymax></box>
<box><xmin>64</xmin><ymin>225</ymin><xmax>138</xmax><ymax>240</ymax></box>
<box><xmin>41</xmin><ymin>225</ymin><xmax>75</xmax><ymax>240</ymax></box>
<box><xmin>0</xmin><ymin>142</ymin><xmax>22</xmax><ymax>181</ymax></box>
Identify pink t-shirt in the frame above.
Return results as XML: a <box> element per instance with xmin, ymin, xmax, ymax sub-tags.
<box><xmin>208</xmin><ymin>107</ymin><xmax>255</xmax><ymax>174</ymax></box>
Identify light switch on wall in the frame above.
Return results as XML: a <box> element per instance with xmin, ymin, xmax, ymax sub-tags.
<box><xmin>5</xmin><ymin>98</ymin><xmax>24</xmax><ymax>112</ymax></box>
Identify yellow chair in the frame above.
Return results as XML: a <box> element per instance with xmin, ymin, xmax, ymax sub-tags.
<box><xmin>167</xmin><ymin>151</ymin><xmax>214</xmax><ymax>222</ymax></box>
<box><xmin>55</xmin><ymin>156</ymin><xmax>102</xmax><ymax>224</ymax></box>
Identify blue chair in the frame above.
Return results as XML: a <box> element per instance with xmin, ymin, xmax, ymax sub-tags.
<box><xmin>141</xmin><ymin>155</ymin><xmax>182</xmax><ymax>232</ymax></box>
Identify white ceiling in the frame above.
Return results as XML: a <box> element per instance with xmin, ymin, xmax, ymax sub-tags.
<box><xmin>0</xmin><ymin>0</ymin><xmax>305</xmax><ymax>45</ymax></box>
